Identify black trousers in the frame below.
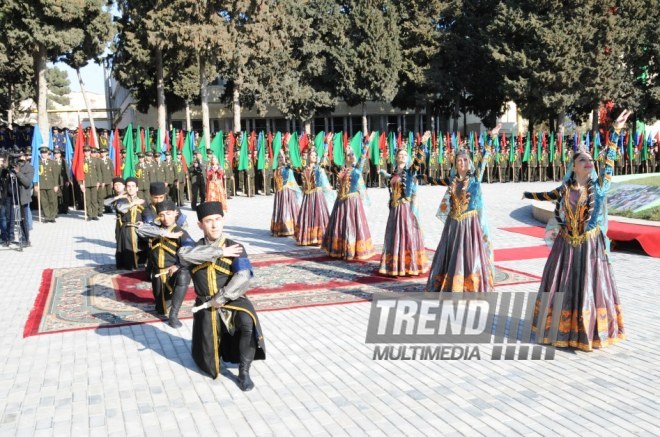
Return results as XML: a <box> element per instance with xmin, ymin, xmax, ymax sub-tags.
<box><xmin>191</xmin><ymin>181</ymin><xmax>206</xmax><ymax>208</ymax></box>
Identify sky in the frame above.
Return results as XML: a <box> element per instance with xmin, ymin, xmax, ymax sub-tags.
<box><xmin>56</xmin><ymin>61</ymin><xmax>107</xmax><ymax>96</ymax></box>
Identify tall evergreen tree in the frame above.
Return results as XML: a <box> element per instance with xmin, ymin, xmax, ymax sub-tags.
<box><xmin>1</xmin><ymin>0</ymin><xmax>112</xmax><ymax>141</ymax></box>
<box><xmin>330</xmin><ymin>0</ymin><xmax>402</xmax><ymax>134</ymax></box>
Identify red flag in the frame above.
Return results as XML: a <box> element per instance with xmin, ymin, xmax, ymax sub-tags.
<box><xmin>112</xmin><ymin>128</ymin><xmax>122</xmax><ymax>176</ymax></box>
<box><xmin>343</xmin><ymin>131</ymin><xmax>348</xmax><ymax>147</ymax></box>
<box><xmin>72</xmin><ymin>125</ymin><xmax>86</xmax><ymax>182</ymax></box>
<box><xmin>89</xmin><ymin>128</ymin><xmax>97</xmax><ymax>148</ymax></box>
<box><xmin>446</xmin><ymin>133</ymin><xmax>451</xmax><ymax>151</ymax></box>
<box><xmin>431</xmin><ymin>131</ymin><xmax>437</xmax><ymax>150</ymax></box>
<box><xmin>415</xmin><ymin>132</ymin><xmax>421</xmax><ymax>146</ymax></box>
<box><xmin>517</xmin><ymin>133</ymin><xmax>523</xmax><ymax>153</ymax></box>
<box><xmin>283</xmin><ymin>132</ymin><xmax>290</xmax><ymax>147</ymax></box>
<box><xmin>227</xmin><ymin>132</ymin><xmax>235</xmax><ymax>165</ymax></box>
<box><xmin>140</xmin><ymin>129</ymin><xmax>146</xmax><ymax>152</ymax></box>
<box><xmin>501</xmin><ymin>132</ymin><xmax>507</xmax><ymax>149</ymax></box>
<box><xmin>379</xmin><ymin>132</ymin><xmax>387</xmax><ymax>152</ymax></box>
<box><xmin>248</xmin><ymin>131</ymin><xmax>256</xmax><ymax>153</ymax></box>
<box><xmin>457</xmin><ymin>131</ymin><xmax>461</xmax><ymax>146</ymax></box>
<box><xmin>299</xmin><ymin>133</ymin><xmax>309</xmax><ymax>152</ymax></box>
<box><xmin>165</xmin><ymin>130</ymin><xmax>171</xmax><ymax>151</ymax></box>
<box><xmin>397</xmin><ymin>132</ymin><xmax>402</xmax><ymax>147</ymax></box>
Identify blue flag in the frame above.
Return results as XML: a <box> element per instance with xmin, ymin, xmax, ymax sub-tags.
<box><xmin>65</xmin><ymin>131</ymin><xmax>74</xmax><ymax>178</ymax></box>
<box><xmin>31</xmin><ymin>125</ymin><xmax>43</xmax><ymax>184</ymax></box>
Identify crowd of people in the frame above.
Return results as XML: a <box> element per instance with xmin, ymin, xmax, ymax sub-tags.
<box><xmin>0</xmin><ymin>115</ymin><xmax>639</xmax><ymax>385</ymax></box>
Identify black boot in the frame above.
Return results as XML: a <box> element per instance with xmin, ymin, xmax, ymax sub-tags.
<box><xmin>168</xmin><ymin>268</ymin><xmax>190</xmax><ymax>328</ymax></box>
<box><xmin>237</xmin><ymin>312</ymin><xmax>256</xmax><ymax>391</ymax></box>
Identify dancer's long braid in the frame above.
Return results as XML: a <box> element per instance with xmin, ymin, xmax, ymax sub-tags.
<box><xmin>585</xmin><ymin>178</ymin><xmax>595</xmax><ymax>228</ymax></box>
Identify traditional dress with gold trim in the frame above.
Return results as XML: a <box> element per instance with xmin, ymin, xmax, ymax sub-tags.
<box><xmin>270</xmin><ymin>165</ymin><xmax>301</xmax><ymax>237</ymax></box>
<box><xmin>321</xmin><ymin>145</ymin><xmax>374</xmax><ymax>260</ymax></box>
<box><xmin>523</xmin><ymin>129</ymin><xmax>624</xmax><ymax>351</ymax></box>
<box><xmin>379</xmin><ymin>151</ymin><xmax>429</xmax><ymax>276</ymax></box>
<box><xmin>294</xmin><ymin>164</ymin><xmax>335</xmax><ymax>246</ymax></box>
<box><xmin>206</xmin><ymin>168</ymin><xmax>228</xmax><ymax>213</ymax></box>
<box><xmin>425</xmin><ymin>148</ymin><xmax>494</xmax><ymax>293</ymax></box>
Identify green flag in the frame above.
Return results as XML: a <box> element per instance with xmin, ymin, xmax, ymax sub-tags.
<box><xmin>155</xmin><ymin>128</ymin><xmax>162</xmax><ymax>156</ymax></box>
<box><xmin>350</xmin><ymin>132</ymin><xmax>362</xmax><ymax>160</ymax></box>
<box><xmin>200</xmin><ymin>132</ymin><xmax>208</xmax><ymax>161</ymax></box>
<box><xmin>314</xmin><ymin>131</ymin><xmax>325</xmax><ymax>158</ymax></box>
<box><xmin>536</xmin><ymin>132</ymin><xmax>541</xmax><ymax>161</ymax></box>
<box><xmin>438</xmin><ymin>131</ymin><xmax>444</xmax><ymax>163</ymax></box>
<box><xmin>593</xmin><ymin>132</ymin><xmax>600</xmax><ymax>160</ymax></box>
<box><xmin>183</xmin><ymin>131</ymin><xmax>193</xmax><ymax>165</ymax></box>
<box><xmin>171</xmin><ymin>128</ymin><xmax>177</xmax><ymax>161</ymax></box>
<box><xmin>271</xmin><ymin>132</ymin><xmax>283</xmax><ymax>170</ymax></box>
<box><xmin>549</xmin><ymin>132</ymin><xmax>555</xmax><ymax>161</ymax></box>
<box><xmin>145</xmin><ymin>128</ymin><xmax>152</xmax><ymax>153</ymax></box>
<box><xmin>135</xmin><ymin>125</ymin><xmax>142</xmax><ymax>154</ymax></box>
<box><xmin>369</xmin><ymin>131</ymin><xmax>380</xmax><ymax>165</ymax></box>
<box><xmin>522</xmin><ymin>132</ymin><xmax>531</xmax><ymax>162</ymax></box>
<box><xmin>122</xmin><ymin>123</ymin><xmax>135</xmax><ymax>178</ymax></box>
<box><xmin>288</xmin><ymin>132</ymin><xmax>302</xmax><ymax>168</ymax></box>
<box><xmin>509</xmin><ymin>132</ymin><xmax>515</xmax><ymax>163</ymax></box>
<box><xmin>257</xmin><ymin>132</ymin><xmax>266</xmax><ymax>170</ymax></box>
<box><xmin>238</xmin><ymin>132</ymin><xmax>249</xmax><ymax>171</ymax></box>
<box><xmin>333</xmin><ymin>132</ymin><xmax>344</xmax><ymax>166</ymax></box>
<box><xmin>210</xmin><ymin>131</ymin><xmax>223</xmax><ymax>161</ymax></box>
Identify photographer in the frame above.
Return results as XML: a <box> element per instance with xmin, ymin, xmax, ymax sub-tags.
<box><xmin>0</xmin><ymin>154</ymin><xmax>9</xmax><ymax>245</ymax></box>
<box><xmin>5</xmin><ymin>151</ymin><xmax>33</xmax><ymax>246</ymax></box>
<box><xmin>190</xmin><ymin>150</ymin><xmax>206</xmax><ymax>210</ymax></box>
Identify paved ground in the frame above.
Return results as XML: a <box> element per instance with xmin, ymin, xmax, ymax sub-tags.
<box><xmin>1</xmin><ymin>180</ymin><xmax>659</xmax><ymax>436</ymax></box>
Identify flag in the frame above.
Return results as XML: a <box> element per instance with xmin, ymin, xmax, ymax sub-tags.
<box><xmin>183</xmin><ymin>131</ymin><xmax>194</xmax><ymax>165</ymax></box>
<box><xmin>72</xmin><ymin>125</ymin><xmax>86</xmax><ymax>182</ymax></box>
<box><xmin>333</xmin><ymin>132</ymin><xmax>344</xmax><ymax>166</ymax></box>
<box><xmin>438</xmin><ymin>131</ymin><xmax>444</xmax><ymax>163</ymax></box>
<box><xmin>122</xmin><ymin>125</ymin><xmax>136</xmax><ymax>179</ymax></box>
<box><xmin>642</xmin><ymin>132</ymin><xmax>650</xmax><ymax>161</ymax></box>
<box><xmin>271</xmin><ymin>132</ymin><xmax>282</xmax><ymax>170</ymax></box>
<box><xmin>237</xmin><ymin>132</ymin><xmax>250</xmax><ymax>170</ymax></box>
<box><xmin>388</xmin><ymin>132</ymin><xmax>395</xmax><ymax>163</ymax></box>
<box><xmin>407</xmin><ymin>131</ymin><xmax>413</xmax><ymax>157</ymax></box>
<box><xmin>135</xmin><ymin>125</ymin><xmax>143</xmax><ymax>153</ymax></box>
<box><xmin>627</xmin><ymin>130</ymin><xmax>634</xmax><ymax>162</ymax></box>
<box><xmin>210</xmin><ymin>131</ymin><xmax>223</xmax><ymax>160</ymax></box>
<box><xmin>522</xmin><ymin>132</ymin><xmax>531</xmax><ymax>162</ymax></box>
<box><xmin>156</xmin><ymin>128</ymin><xmax>163</xmax><ymax>158</ymax></box>
<box><xmin>227</xmin><ymin>132</ymin><xmax>235</xmax><ymax>167</ymax></box>
<box><xmin>65</xmin><ymin>131</ymin><xmax>74</xmax><ymax>178</ymax></box>
<box><xmin>299</xmin><ymin>132</ymin><xmax>309</xmax><ymax>153</ymax></box>
<box><xmin>593</xmin><ymin>132</ymin><xmax>601</xmax><ymax>160</ymax></box>
<box><xmin>314</xmin><ymin>131</ymin><xmax>325</xmax><ymax>158</ymax></box>
<box><xmin>573</xmin><ymin>132</ymin><xmax>578</xmax><ymax>152</ymax></box>
<box><xmin>257</xmin><ymin>132</ymin><xmax>266</xmax><ymax>170</ymax></box>
<box><xmin>31</xmin><ymin>125</ymin><xmax>43</xmax><ymax>184</ymax></box>
<box><xmin>145</xmin><ymin>128</ymin><xmax>152</xmax><ymax>153</ymax></box>
<box><xmin>369</xmin><ymin>131</ymin><xmax>380</xmax><ymax>165</ymax></box>
<box><xmin>288</xmin><ymin>132</ymin><xmax>302</xmax><ymax>168</ymax></box>
<box><xmin>350</xmin><ymin>132</ymin><xmax>363</xmax><ymax>159</ymax></box>
<box><xmin>111</xmin><ymin>128</ymin><xmax>122</xmax><ymax>176</ymax></box>
<box><xmin>549</xmin><ymin>132</ymin><xmax>555</xmax><ymax>161</ymax></box>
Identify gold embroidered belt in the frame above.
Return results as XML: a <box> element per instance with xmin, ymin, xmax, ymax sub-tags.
<box><xmin>449</xmin><ymin>210</ymin><xmax>478</xmax><ymax>222</ymax></box>
<box><xmin>304</xmin><ymin>187</ymin><xmax>321</xmax><ymax>195</ymax></box>
<box><xmin>338</xmin><ymin>192</ymin><xmax>359</xmax><ymax>201</ymax></box>
<box><xmin>391</xmin><ymin>197</ymin><xmax>410</xmax><ymax>208</ymax></box>
<box><xmin>560</xmin><ymin>226</ymin><xmax>600</xmax><ymax>247</ymax></box>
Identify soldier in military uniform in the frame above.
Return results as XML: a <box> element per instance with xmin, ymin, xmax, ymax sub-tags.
<box><xmin>261</xmin><ymin>154</ymin><xmax>273</xmax><ymax>195</ymax></box>
<box><xmin>81</xmin><ymin>146</ymin><xmax>100</xmax><ymax>220</ymax></box>
<box><xmin>99</xmin><ymin>148</ymin><xmax>114</xmax><ymax>214</ymax></box>
<box><xmin>174</xmin><ymin>154</ymin><xmax>187</xmax><ymax>206</ymax></box>
<box><xmin>119</xmin><ymin>148</ymin><xmax>127</xmax><ymax>176</ymax></box>
<box><xmin>135</xmin><ymin>152</ymin><xmax>151</xmax><ymax>199</ymax></box>
<box><xmin>238</xmin><ymin>148</ymin><xmax>255</xmax><ymax>197</ymax></box>
<box><xmin>190</xmin><ymin>150</ymin><xmax>207</xmax><ymax>209</ymax></box>
<box><xmin>528</xmin><ymin>148</ymin><xmax>537</xmax><ymax>182</ymax></box>
<box><xmin>52</xmin><ymin>127</ymin><xmax>66</xmax><ymax>150</ymax></box>
<box><xmin>53</xmin><ymin>148</ymin><xmax>71</xmax><ymax>214</ymax></box>
<box><xmin>442</xmin><ymin>149</ymin><xmax>452</xmax><ymax>180</ymax></box>
<box><xmin>540</xmin><ymin>146</ymin><xmax>548</xmax><ymax>182</ymax></box>
<box><xmin>36</xmin><ymin>146</ymin><xmax>61</xmax><ymax>222</ymax></box>
<box><xmin>162</xmin><ymin>151</ymin><xmax>176</xmax><ymax>199</ymax></box>
<box><xmin>614</xmin><ymin>147</ymin><xmax>624</xmax><ymax>176</ymax></box>
<box><xmin>223</xmin><ymin>151</ymin><xmax>235</xmax><ymax>199</ymax></box>
<box><xmin>145</xmin><ymin>151</ymin><xmax>159</xmax><ymax>183</ymax></box>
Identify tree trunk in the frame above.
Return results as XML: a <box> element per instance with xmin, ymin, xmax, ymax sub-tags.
<box><xmin>304</xmin><ymin>119</ymin><xmax>312</xmax><ymax>135</ymax></box>
<box><xmin>76</xmin><ymin>68</ymin><xmax>98</xmax><ymax>148</ymax></box>
<box><xmin>7</xmin><ymin>83</ymin><xmax>13</xmax><ymax>129</ymax></box>
<box><xmin>516</xmin><ymin>106</ymin><xmax>523</xmax><ymax>135</ymax></box>
<box><xmin>362</xmin><ymin>103</ymin><xmax>368</xmax><ymax>135</ymax></box>
<box><xmin>185</xmin><ymin>101</ymin><xmax>192</xmax><ymax>131</ymax></box>
<box><xmin>233</xmin><ymin>79</ymin><xmax>242</xmax><ymax>133</ymax></box>
<box><xmin>425</xmin><ymin>101</ymin><xmax>433</xmax><ymax>134</ymax></box>
<box><xmin>199</xmin><ymin>55</ymin><xmax>211</xmax><ymax>148</ymax></box>
<box><xmin>591</xmin><ymin>106</ymin><xmax>599</xmax><ymax>135</ymax></box>
<box><xmin>155</xmin><ymin>47</ymin><xmax>167</xmax><ymax>139</ymax></box>
<box><xmin>35</xmin><ymin>43</ymin><xmax>49</xmax><ymax>143</ymax></box>
<box><xmin>453</xmin><ymin>98</ymin><xmax>459</xmax><ymax>132</ymax></box>
<box><xmin>414</xmin><ymin>108</ymin><xmax>420</xmax><ymax>134</ymax></box>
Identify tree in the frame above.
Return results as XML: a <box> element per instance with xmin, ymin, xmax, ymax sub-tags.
<box><xmin>0</xmin><ymin>26</ymin><xmax>33</xmax><ymax>126</ymax></box>
<box><xmin>1</xmin><ymin>0</ymin><xmax>112</xmax><ymax>142</ymax></box>
<box><xmin>46</xmin><ymin>67</ymin><xmax>71</xmax><ymax>126</ymax></box>
<box><xmin>245</xmin><ymin>0</ymin><xmax>336</xmax><ymax>132</ymax></box>
<box><xmin>330</xmin><ymin>0</ymin><xmax>402</xmax><ymax>134</ymax></box>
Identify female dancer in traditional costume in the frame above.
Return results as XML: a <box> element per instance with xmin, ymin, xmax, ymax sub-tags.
<box><xmin>378</xmin><ymin>134</ymin><xmax>430</xmax><ymax>276</ymax></box>
<box><xmin>423</xmin><ymin>127</ymin><xmax>499</xmax><ymax>292</ymax></box>
<box><xmin>206</xmin><ymin>156</ymin><xmax>228</xmax><ymax>213</ymax></box>
<box><xmin>321</xmin><ymin>139</ymin><xmax>374</xmax><ymax>260</ymax></box>
<box><xmin>294</xmin><ymin>148</ymin><xmax>335</xmax><ymax>246</ymax></box>
<box><xmin>522</xmin><ymin>111</ymin><xmax>629</xmax><ymax>351</ymax></box>
<box><xmin>270</xmin><ymin>152</ymin><xmax>302</xmax><ymax>236</ymax></box>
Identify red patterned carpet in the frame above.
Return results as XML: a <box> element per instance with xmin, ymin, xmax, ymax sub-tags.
<box><xmin>24</xmin><ymin>247</ymin><xmax>541</xmax><ymax>337</ymax></box>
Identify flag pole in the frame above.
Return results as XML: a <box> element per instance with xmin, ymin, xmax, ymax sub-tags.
<box><xmin>82</xmin><ymin>184</ymin><xmax>87</xmax><ymax>221</ymax></box>
<box><xmin>37</xmin><ymin>186</ymin><xmax>42</xmax><ymax>223</ymax></box>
